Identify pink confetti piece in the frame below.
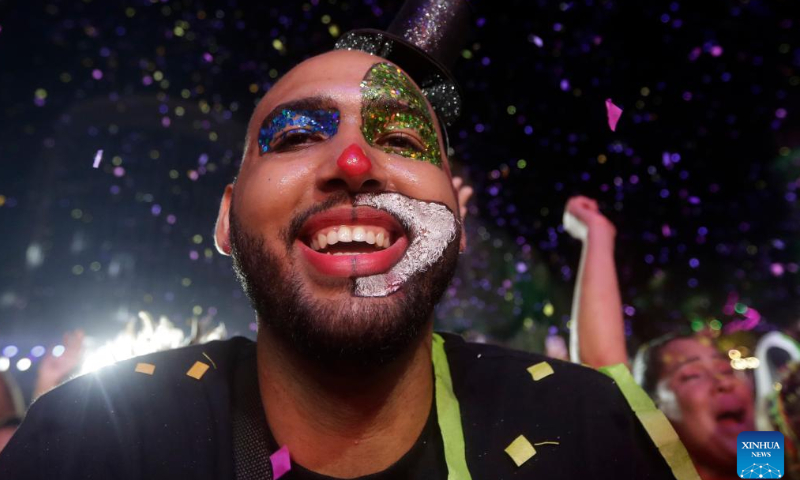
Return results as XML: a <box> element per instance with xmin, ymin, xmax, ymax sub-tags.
<box><xmin>93</xmin><ymin>149</ymin><xmax>103</xmax><ymax>168</ymax></box>
<box><xmin>605</xmin><ymin>98</ymin><xmax>623</xmax><ymax>132</ymax></box>
<box><xmin>270</xmin><ymin>445</ymin><xmax>291</xmax><ymax>479</ymax></box>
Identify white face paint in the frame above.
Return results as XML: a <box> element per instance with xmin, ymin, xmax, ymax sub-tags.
<box><xmin>353</xmin><ymin>192</ymin><xmax>457</xmax><ymax>297</ymax></box>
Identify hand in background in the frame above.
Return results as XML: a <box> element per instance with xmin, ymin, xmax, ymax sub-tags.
<box><xmin>451</xmin><ymin>176</ymin><xmax>473</xmax><ymax>224</ymax></box>
<box><xmin>33</xmin><ymin>330</ymin><xmax>84</xmax><ymax>400</ymax></box>
<box><xmin>563</xmin><ymin>196</ymin><xmax>616</xmax><ymax>243</ymax></box>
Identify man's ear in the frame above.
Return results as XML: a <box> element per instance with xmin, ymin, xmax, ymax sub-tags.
<box><xmin>214</xmin><ymin>184</ymin><xmax>234</xmax><ymax>256</ymax></box>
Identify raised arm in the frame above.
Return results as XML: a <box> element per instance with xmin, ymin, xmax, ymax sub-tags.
<box><xmin>563</xmin><ymin>196</ymin><xmax>628</xmax><ymax>368</ymax></box>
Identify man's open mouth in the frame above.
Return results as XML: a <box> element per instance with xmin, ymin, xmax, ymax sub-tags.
<box><xmin>296</xmin><ymin>206</ymin><xmax>409</xmax><ymax>277</ymax></box>
<box><xmin>307</xmin><ymin>225</ymin><xmax>395</xmax><ymax>254</ymax></box>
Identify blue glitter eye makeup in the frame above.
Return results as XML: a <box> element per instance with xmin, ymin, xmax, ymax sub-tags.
<box><xmin>258</xmin><ymin>108</ymin><xmax>340</xmax><ymax>155</ymax></box>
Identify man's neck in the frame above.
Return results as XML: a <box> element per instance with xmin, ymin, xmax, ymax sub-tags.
<box><xmin>256</xmin><ymin>325</ymin><xmax>435</xmax><ymax>478</ymax></box>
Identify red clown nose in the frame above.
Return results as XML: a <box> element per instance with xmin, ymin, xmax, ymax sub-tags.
<box><xmin>336</xmin><ymin>144</ymin><xmax>372</xmax><ymax>177</ymax></box>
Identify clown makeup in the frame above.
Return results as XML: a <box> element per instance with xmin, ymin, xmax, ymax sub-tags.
<box><xmin>360</xmin><ymin>62</ymin><xmax>443</xmax><ymax>168</ymax></box>
<box><xmin>258</xmin><ymin>101</ymin><xmax>340</xmax><ymax>155</ymax></box>
<box><xmin>353</xmin><ymin>192</ymin><xmax>457</xmax><ymax>297</ymax></box>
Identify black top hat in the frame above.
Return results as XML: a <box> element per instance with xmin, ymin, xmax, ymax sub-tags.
<box><xmin>335</xmin><ymin>0</ymin><xmax>472</xmax><ymax>126</ymax></box>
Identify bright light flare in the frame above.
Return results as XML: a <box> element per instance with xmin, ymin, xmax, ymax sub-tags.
<box><xmin>16</xmin><ymin>358</ymin><xmax>32</xmax><ymax>372</ymax></box>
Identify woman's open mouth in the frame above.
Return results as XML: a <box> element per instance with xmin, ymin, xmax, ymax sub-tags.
<box><xmin>296</xmin><ymin>206</ymin><xmax>409</xmax><ymax>277</ymax></box>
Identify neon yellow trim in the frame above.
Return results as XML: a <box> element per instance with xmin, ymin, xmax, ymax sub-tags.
<box><xmin>432</xmin><ymin>333</ymin><xmax>473</xmax><ymax>480</ymax></box>
<box><xmin>599</xmin><ymin>363</ymin><xmax>701</xmax><ymax>480</ymax></box>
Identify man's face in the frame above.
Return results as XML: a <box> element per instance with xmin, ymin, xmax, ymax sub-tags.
<box><xmin>216</xmin><ymin>50</ymin><xmax>461</xmax><ymax>365</ymax></box>
<box><xmin>655</xmin><ymin>337</ymin><xmax>755</xmax><ymax>470</ymax></box>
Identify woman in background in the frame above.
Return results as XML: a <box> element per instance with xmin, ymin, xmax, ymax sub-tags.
<box><xmin>565</xmin><ymin>195</ymin><xmax>755</xmax><ymax>480</ymax></box>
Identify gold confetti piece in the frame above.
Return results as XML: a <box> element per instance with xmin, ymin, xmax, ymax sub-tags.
<box><xmin>134</xmin><ymin>363</ymin><xmax>155</xmax><ymax>375</ymax></box>
<box><xmin>505</xmin><ymin>435</ymin><xmax>536</xmax><ymax>467</ymax></box>
<box><xmin>527</xmin><ymin>361</ymin><xmax>554</xmax><ymax>381</ymax></box>
<box><xmin>202</xmin><ymin>352</ymin><xmax>217</xmax><ymax>369</ymax></box>
<box><xmin>186</xmin><ymin>361</ymin><xmax>210</xmax><ymax>380</ymax></box>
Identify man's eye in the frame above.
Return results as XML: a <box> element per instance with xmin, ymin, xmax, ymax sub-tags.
<box><xmin>377</xmin><ymin>132</ymin><xmax>424</xmax><ymax>152</ymax></box>
<box><xmin>271</xmin><ymin>130</ymin><xmax>324</xmax><ymax>151</ymax></box>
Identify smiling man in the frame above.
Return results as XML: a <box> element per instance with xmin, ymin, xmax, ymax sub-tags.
<box><xmin>0</xmin><ymin>47</ymin><xmax>686</xmax><ymax>480</ymax></box>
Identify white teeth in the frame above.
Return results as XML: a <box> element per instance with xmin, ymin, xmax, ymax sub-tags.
<box><xmin>327</xmin><ymin>230</ymin><xmax>338</xmax><ymax>246</ymax></box>
<box><xmin>310</xmin><ymin>225</ymin><xmax>396</xmax><ymax>251</ymax></box>
<box><xmin>338</xmin><ymin>226</ymin><xmax>352</xmax><ymax>242</ymax></box>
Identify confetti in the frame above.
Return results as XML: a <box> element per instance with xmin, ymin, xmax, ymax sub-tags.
<box><xmin>505</xmin><ymin>435</ymin><xmax>536</xmax><ymax>467</ymax></box>
<box><xmin>527</xmin><ymin>361</ymin><xmax>554</xmax><ymax>381</ymax></box>
<box><xmin>92</xmin><ymin>149</ymin><xmax>103</xmax><ymax>168</ymax></box>
<box><xmin>186</xmin><ymin>361</ymin><xmax>210</xmax><ymax>380</ymax></box>
<box><xmin>202</xmin><ymin>352</ymin><xmax>217</xmax><ymax>369</ymax></box>
<box><xmin>270</xmin><ymin>445</ymin><xmax>292</xmax><ymax>479</ymax></box>
<box><xmin>605</xmin><ymin>98</ymin><xmax>623</xmax><ymax>131</ymax></box>
<box><xmin>134</xmin><ymin>362</ymin><xmax>155</xmax><ymax>375</ymax></box>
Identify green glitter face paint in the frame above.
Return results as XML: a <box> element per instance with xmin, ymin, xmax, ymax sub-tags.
<box><xmin>360</xmin><ymin>62</ymin><xmax>442</xmax><ymax>168</ymax></box>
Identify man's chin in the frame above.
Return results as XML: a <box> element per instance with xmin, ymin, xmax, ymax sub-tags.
<box><xmin>230</xmin><ymin>201</ymin><xmax>460</xmax><ymax>368</ymax></box>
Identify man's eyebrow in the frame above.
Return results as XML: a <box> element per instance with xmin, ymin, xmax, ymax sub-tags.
<box><xmin>260</xmin><ymin>96</ymin><xmax>339</xmax><ymax>126</ymax></box>
<box><xmin>366</xmin><ymin>97</ymin><xmax>428</xmax><ymax>120</ymax></box>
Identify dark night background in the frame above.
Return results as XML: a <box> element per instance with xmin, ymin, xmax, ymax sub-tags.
<box><xmin>0</xmin><ymin>0</ymin><xmax>798</xmax><ymax>393</ymax></box>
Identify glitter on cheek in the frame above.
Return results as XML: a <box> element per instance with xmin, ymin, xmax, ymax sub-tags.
<box><xmin>360</xmin><ymin>63</ymin><xmax>442</xmax><ymax>168</ymax></box>
<box><xmin>257</xmin><ymin>109</ymin><xmax>340</xmax><ymax>155</ymax></box>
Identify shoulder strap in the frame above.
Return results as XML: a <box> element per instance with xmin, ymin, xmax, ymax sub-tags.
<box><xmin>599</xmin><ymin>363</ymin><xmax>701</xmax><ymax>480</ymax></box>
<box><xmin>432</xmin><ymin>333</ymin><xmax>473</xmax><ymax>480</ymax></box>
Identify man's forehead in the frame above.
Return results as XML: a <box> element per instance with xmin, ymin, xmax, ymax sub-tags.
<box><xmin>252</xmin><ymin>50</ymin><xmax>433</xmax><ymax>124</ymax></box>
<box><xmin>261</xmin><ymin>52</ymin><xmax>400</xmax><ymax>109</ymax></box>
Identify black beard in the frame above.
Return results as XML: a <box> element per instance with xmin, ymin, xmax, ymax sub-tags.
<box><xmin>228</xmin><ymin>197</ymin><xmax>460</xmax><ymax>368</ymax></box>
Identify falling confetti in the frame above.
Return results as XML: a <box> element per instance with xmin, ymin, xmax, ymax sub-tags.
<box><xmin>605</xmin><ymin>98</ymin><xmax>623</xmax><ymax>132</ymax></box>
<box><xmin>92</xmin><ymin>149</ymin><xmax>103</xmax><ymax>168</ymax></box>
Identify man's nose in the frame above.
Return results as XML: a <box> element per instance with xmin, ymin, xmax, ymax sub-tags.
<box><xmin>317</xmin><ymin>143</ymin><xmax>388</xmax><ymax>193</ymax></box>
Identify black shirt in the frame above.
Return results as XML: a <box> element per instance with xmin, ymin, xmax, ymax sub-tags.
<box><xmin>0</xmin><ymin>334</ymin><xmax>680</xmax><ymax>479</ymax></box>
